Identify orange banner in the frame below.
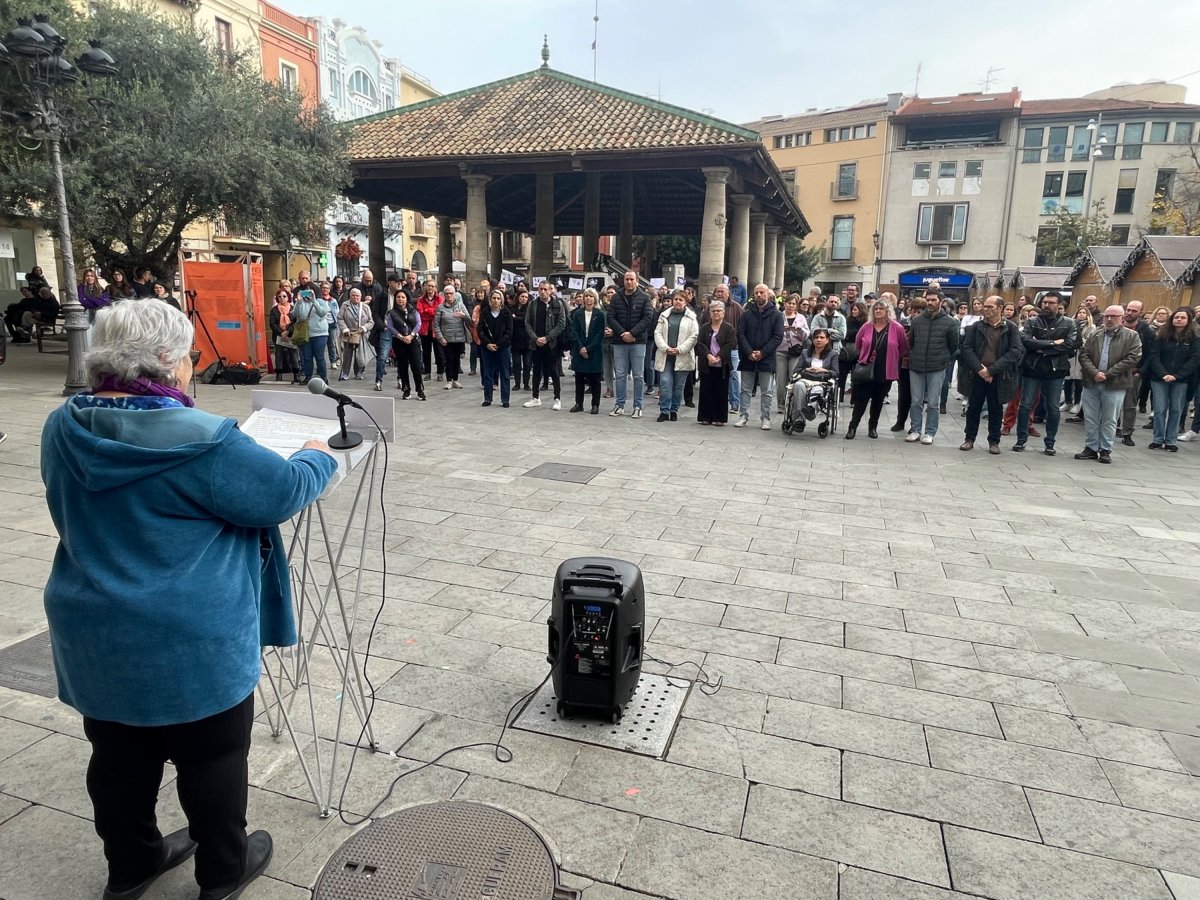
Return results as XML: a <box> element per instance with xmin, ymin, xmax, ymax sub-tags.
<box><xmin>181</xmin><ymin>261</ymin><xmax>267</xmax><ymax>368</ymax></box>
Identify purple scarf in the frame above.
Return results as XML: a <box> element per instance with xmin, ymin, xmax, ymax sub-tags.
<box><xmin>93</xmin><ymin>375</ymin><xmax>195</xmax><ymax>408</ymax></box>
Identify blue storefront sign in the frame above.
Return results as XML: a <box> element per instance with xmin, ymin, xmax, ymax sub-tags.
<box><xmin>898</xmin><ymin>271</ymin><xmax>975</xmax><ymax>289</ymax></box>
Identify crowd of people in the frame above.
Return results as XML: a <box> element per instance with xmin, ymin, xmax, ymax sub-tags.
<box><xmin>259</xmin><ymin>267</ymin><xmax>1196</xmax><ymax>463</ymax></box>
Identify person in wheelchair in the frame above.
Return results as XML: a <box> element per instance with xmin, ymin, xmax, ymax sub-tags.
<box><xmin>784</xmin><ymin>328</ymin><xmax>839</xmax><ymax>433</ymax></box>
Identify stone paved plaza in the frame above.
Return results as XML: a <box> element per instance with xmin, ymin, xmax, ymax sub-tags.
<box><xmin>2</xmin><ymin>344</ymin><xmax>1200</xmax><ymax>900</ymax></box>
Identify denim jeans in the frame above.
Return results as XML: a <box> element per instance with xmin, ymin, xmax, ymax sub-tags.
<box><xmin>643</xmin><ymin>339</ymin><xmax>656</xmax><ymax>391</ymax></box>
<box><xmin>728</xmin><ymin>349</ymin><xmax>741</xmax><ymax>409</ymax></box>
<box><xmin>373</xmin><ymin>330</ymin><xmax>392</xmax><ymax>384</ymax></box>
<box><xmin>1018</xmin><ymin>375</ymin><xmax>1064</xmax><ymax>448</ymax></box>
<box><xmin>1151</xmin><ymin>379</ymin><xmax>1189</xmax><ymax>445</ymax></box>
<box><xmin>909</xmin><ymin>369</ymin><xmax>946</xmax><ymax>435</ymax></box>
<box><xmin>326</xmin><ymin>325</ymin><xmax>339</xmax><ymax>363</ymax></box>
<box><xmin>739</xmin><ymin>370</ymin><xmax>774</xmax><ymax>421</ymax></box>
<box><xmin>1082</xmin><ymin>383</ymin><xmax>1124</xmax><ymax>452</ymax></box>
<box><xmin>658</xmin><ymin>357</ymin><xmax>686</xmax><ymax>415</ymax></box>
<box><xmin>612</xmin><ymin>342</ymin><xmax>646</xmax><ymax>409</ymax></box>
<box><xmin>481</xmin><ymin>347</ymin><xmax>511</xmax><ymax>404</ymax></box>
<box><xmin>940</xmin><ymin>358</ymin><xmax>956</xmax><ymax>404</ymax></box>
<box><xmin>301</xmin><ymin>334</ymin><xmax>329</xmax><ymax>383</ymax></box>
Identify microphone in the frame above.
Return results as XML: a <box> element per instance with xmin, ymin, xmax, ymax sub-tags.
<box><xmin>307</xmin><ymin>377</ymin><xmax>364</xmax><ymax>410</ymax></box>
<box><xmin>306</xmin><ymin>377</ymin><xmax>363</xmax><ymax>450</ymax></box>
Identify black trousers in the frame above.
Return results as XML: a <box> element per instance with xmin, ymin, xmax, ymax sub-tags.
<box><xmin>421</xmin><ymin>336</ymin><xmax>445</xmax><ymax>375</ymax></box>
<box><xmin>512</xmin><ymin>348</ymin><xmax>531</xmax><ymax>386</ymax></box>
<box><xmin>964</xmin><ymin>376</ymin><xmax>1002</xmax><ymax>445</ymax></box>
<box><xmin>698</xmin><ymin>369</ymin><xmax>730</xmax><ymax>423</ymax></box>
<box><xmin>83</xmin><ymin>693</ymin><xmax>254</xmax><ymax>892</ymax></box>
<box><xmin>575</xmin><ymin>372</ymin><xmax>601</xmax><ymax>408</ymax></box>
<box><xmin>893</xmin><ymin>367</ymin><xmax>912</xmax><ymax>426</ymax></box>
<box><xmin>395</xmin><ymin>336</ymin><xmax>424</xmax><ymax>393</ymax></box>
<box><xmin>849</xmin><ymin>379</ymin><xmax>892</xmax><ymax>430</ymax></box>
<box><xmin>444</xmin><ymin>341</ymin><xmax>465</xmax><ymax>381</ymax></box>
<box><xmin>531</xmin><ymin>345</ymin><xmax>560</xmax><ymax>399</ymax></box>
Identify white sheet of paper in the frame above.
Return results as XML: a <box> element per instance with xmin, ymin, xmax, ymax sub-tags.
<box><xmin>241</xmin><ymin>409</ymin><xmax>375</xmax><ymax>492</ymax></box>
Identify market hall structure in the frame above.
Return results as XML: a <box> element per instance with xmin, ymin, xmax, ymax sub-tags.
<box><xmin>343</xmin><ymin>43</ymin><xmax>810</xmax><ymax>298</ymax></box>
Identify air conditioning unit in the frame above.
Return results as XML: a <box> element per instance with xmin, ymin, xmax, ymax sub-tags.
<box><xmin>928</xmin><ymin>245</ymin><xmax>950</xmax><ymax>260</ymax></box>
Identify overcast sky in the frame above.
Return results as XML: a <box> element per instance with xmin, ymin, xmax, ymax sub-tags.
<box><xmin>285</xmin><ymin>0</ymin><xmax>1200</xmax><ymax>123</ymax></box>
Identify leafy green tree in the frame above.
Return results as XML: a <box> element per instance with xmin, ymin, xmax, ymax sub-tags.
<box><xmin>1029</xmin><ymin>201</ymin><xmax>1114</xmax><ymax>266</ymax></box>
<box><xmin>0</xmin><ymin>0</ymin><xmax>350</xmax><ymax>279</ymax></box>
<box><xmin>784</xmin><ymin>237</ymin><xmax>823</xmax><ymax>289</ymax></box>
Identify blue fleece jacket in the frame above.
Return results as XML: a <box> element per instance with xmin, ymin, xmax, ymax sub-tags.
<box><xmin>40</xmin><ymin>397</ymin><xmax>337</xmax><ymax>726</ymax></box>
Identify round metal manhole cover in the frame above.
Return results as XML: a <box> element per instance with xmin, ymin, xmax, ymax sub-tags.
<box><xmin>314</xmin><ymin>801</ymin><xmax>562</xmax><ymax>900</ymax></box>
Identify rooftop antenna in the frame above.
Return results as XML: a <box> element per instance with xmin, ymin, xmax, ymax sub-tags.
<box><xmin>591</xmin><ymin>0</ymin><xmax>598</xmax><ymax>82</ymax></box>
<box><xmin>978</xmin><ymin>65</ymin><xmax>1005</xmax><ymax>92</ymax></box>
<box><xmin>913</xmin><ymin>62</ymin><xmax>922</xmax><ymax>96</ymax></box>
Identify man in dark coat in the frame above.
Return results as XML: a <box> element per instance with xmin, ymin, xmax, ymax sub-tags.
<box><xmin>906</xmin><ymin>289</ymin><xmax>960</xmax><ymax>443</ymax></box>
<box><xmin>958</xmin><ymin>296</ymin><xmax>1025</xmax><ymax>454</ymax></box>
<box><xmin>606</xmin><ymin>270</ymin><xmax>653</xmax><ymax>418</ymax></box>
<box><xmin>735</xmin><ymin>283</ymin><xmax>785</xmax><ymax>430</ymax></box>
<box><xmin>1015</xmin><ymin>289</ymin><xmax>1078</xmax><ymax>455</ymax></box>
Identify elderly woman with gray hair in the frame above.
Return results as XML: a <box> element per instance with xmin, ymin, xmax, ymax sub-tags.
<box><xmin>696</xmin><ymin>299</ymin><xmax>738</xmax><ymax>425</ymax></box>
<box><xmin>40</xmin><ymin>300</ymin><xmax>337</xmax><ymax>900</ymax></box>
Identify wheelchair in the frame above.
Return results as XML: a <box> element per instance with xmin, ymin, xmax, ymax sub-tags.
<box><xmin>781</xmin><ymin>368</ymin><xmax>838</xmax><ymax>438</ymax></box>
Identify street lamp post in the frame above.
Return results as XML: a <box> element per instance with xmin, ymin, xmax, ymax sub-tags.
<box><xmin>1082</xmin><ymin>113</ymin><xmax>1107</xmax><ymax>240</ymax></box>
<box><xmin>1</xmin><ymin>16</ymin><xmax>117</xmax><ymax>395</ymax></box>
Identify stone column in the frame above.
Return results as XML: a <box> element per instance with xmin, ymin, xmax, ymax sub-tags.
<box><xmin>531</xmin><ymin>172</ymin><xmax>555</xmax><ymax>277</ymax></box>
<box><xmin>617</xmin><ymin>173</ymin><xmax>634</xmax><ymax>265</ymax></box>
<box><xmin>776</xmin><ymin>238</ymin><xmax>788</xmax><ymax>294</ymax></box>
<box><xmin>698</xmin><ymin>167</ymin><xmax>731</xmax><ymax>300</ymax></box>
<box><xmin>489</xmin><ymin>227</ymin><xmax>502</xmax><ymax>283</ymax></box>
<box><xmin>643</xmin><ymin>236</ymin><xmax>658</xmax><ymax>276</ymax></box>
<box><xmin>583</xmin><ymin>173</ymin><xmax>601</xmax><ymax>264</ymax></box>
<box><xmin>367</xmin><ymin>202</ymin><xmax>386</xmax><ymax>280</ymax></box>
<box><xmin>437</xmin><ymin>216</ymin><xmax>453</xmax><ymax>283</ymax></box>
<box><xmin>748</xmin><ymin>213</ymin><xmax>767</xmax><ymax>286</ymax></box>
<box><xmin>763</xmin><ymin>225</ymin><xmax>780</xmax><ymax>292</ymax></box>
<box><xmin>463</xmin><ymin>174</ymin><xmax>491</xmax><ymax>285</ymax></box>
<box><xmin>728</xmin><ymin>194</ymin><xmax>752</xmax><ymax>288</ymax></box>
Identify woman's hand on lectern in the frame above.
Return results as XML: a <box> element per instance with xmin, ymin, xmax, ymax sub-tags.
<box><xmin>302</xmin><ymin>439</ymin><xmax>334</xmax><ymax>456</ymax></box>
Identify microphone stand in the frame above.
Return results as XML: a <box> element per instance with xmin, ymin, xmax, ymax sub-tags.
<box><xmin>327</xmin><ymin>398</ymin><xmax>363</xmax><ymax>450</ymax></box>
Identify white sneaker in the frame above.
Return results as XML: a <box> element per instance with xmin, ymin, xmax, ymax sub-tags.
<box><xmin>905</xmin><ymin>432</ymin><xmax>921</xmax><ymax>442</ymax></box>
<box><xmin>552</xmin><ymin>399</ymin><xmax>562</xmax><ymax>411</ymax></box>
<box><xmin>734</xmin><ymin>416</ymin><xmax>748</xmax><ymax>428</ymax></box>
<box><xmin>921</xmin><ymin>434</ymin><xmax>934</xmax><ymax>445</ymax></box>
<box><xmin>609</xmin><ymin>406</ymin><xmax>624</xmax><ymax>416</ymax></box>
<box><xmin>631</xmin><ymin>408</ymin><xmax>642</xmax><ymax>419</ymax></box>
<box><xmin>760</xmin><ymin>419</ymin><xmax>771</xmax><ymax>431</ymax></box>
<box><xmin>523</xmin><ymin>397</ymin><xmax>542</xmax><ymax>408</ymax></box>
<box><xmin>1179</xmin><ymin>431</ymin><xmax>1199</xmax><ymax>443</ymax></box>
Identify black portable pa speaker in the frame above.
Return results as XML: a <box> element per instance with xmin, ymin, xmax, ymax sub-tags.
<box><xmin>547</xmin><ymin>557</ymin><xmax>645</xmax><ymax>722</ymax></box>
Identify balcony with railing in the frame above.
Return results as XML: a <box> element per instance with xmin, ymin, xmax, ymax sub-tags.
<box><xmin>212</xmin><ymin>213</ymin><xmax>268</xmax><ymax>243</ymax></box>
<box><xmin>830</xmin><ymin>179</ymin><xmax>859</xmax><ymax>201</ymax></box>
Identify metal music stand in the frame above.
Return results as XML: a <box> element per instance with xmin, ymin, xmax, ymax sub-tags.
<box><xmin>244</xmin><ymin>390</ymin><xmax>395</xmax><ymax>817</ymax></box>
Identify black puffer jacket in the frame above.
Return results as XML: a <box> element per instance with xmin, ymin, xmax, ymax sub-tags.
<box><xmin>907</xmin><ymin>308</ymin><xmax>960</xmax><ymax>373</ymax></box>
<box><xmin>607</xmin><ymin>288</ymin><xmax>654</xmax><ymax>341</ymax></box>
<box><xmin>1020</xmin><ymin>312</ymin><xmax>1079</xmax><ymax>377</ymax></box>
<box><xmin>736</xmin><ymin>300</ymin><xmax>784</xmax><ymax>372</ymax></box>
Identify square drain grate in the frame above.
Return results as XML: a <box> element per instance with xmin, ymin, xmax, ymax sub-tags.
<box><xmin>523</xmin><ymin>462</ymin><xmax>604</xmax><ymax>484</ymax></box>
<box><xmin>512</xmin><ymin>673</ymin><xmax>688</xmax><ymax>758</ymax></box>
<box><xmin>0</xmin><ymin>630</ymin><xmax>57</xmax><ymax>698</ymax></box>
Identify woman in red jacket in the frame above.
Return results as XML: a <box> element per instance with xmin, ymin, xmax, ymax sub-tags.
<box><xmin>846</xmin><ymin>297</ymin><xmax>910</xmax><ymax>440</ymax></box>
<box><xmin>416</xmin><ymin>280</ymin><xmax>444</xmax><ymax>380</ymax></box>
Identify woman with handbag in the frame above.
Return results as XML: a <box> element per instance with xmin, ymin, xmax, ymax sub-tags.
<box><xmin>846</xmin><ymin>298</ymin><xmax>909</xmax><ymax>440</ymax></box>
<box><xmin>696</xmin><ymin>300</ymin><xmax>737</xmax><ymax>426</ymax></box>
<box><xmin>416</xmin><ymin>280</ymin><xmax>444</xmax><ymax>380</ymax></box>
<box><xmin>269</xmin><ymin>290</ymin><xmax>300</xmax><ymax>383</ymax></box>
<box><xmin>774</xmin><ymin>295</ymin><xmax>810</xmax><ymax>414</ymax></box>
<box><xmin>433</xmin><ymin>285</ymin><xmax>470</xmax><ymax>389</ymax></box>
<box><xmin>337</xmin><ymin>288</ymin><xmax>373</xmax><ymax>380</ymax></box>
<box><xmin>292</xmin><ymin>287</ymin><xmax>330</xmax><ymax>385</ymax></box>
<box><xmin>839</xmin><ymin>301</ymin><xmax>867</xmax><ymax>404</ymax></box>
<box><xmin>890</xmin><ymin>296</ymin><xmax>923</xmax><ymax>432</ymax></box>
